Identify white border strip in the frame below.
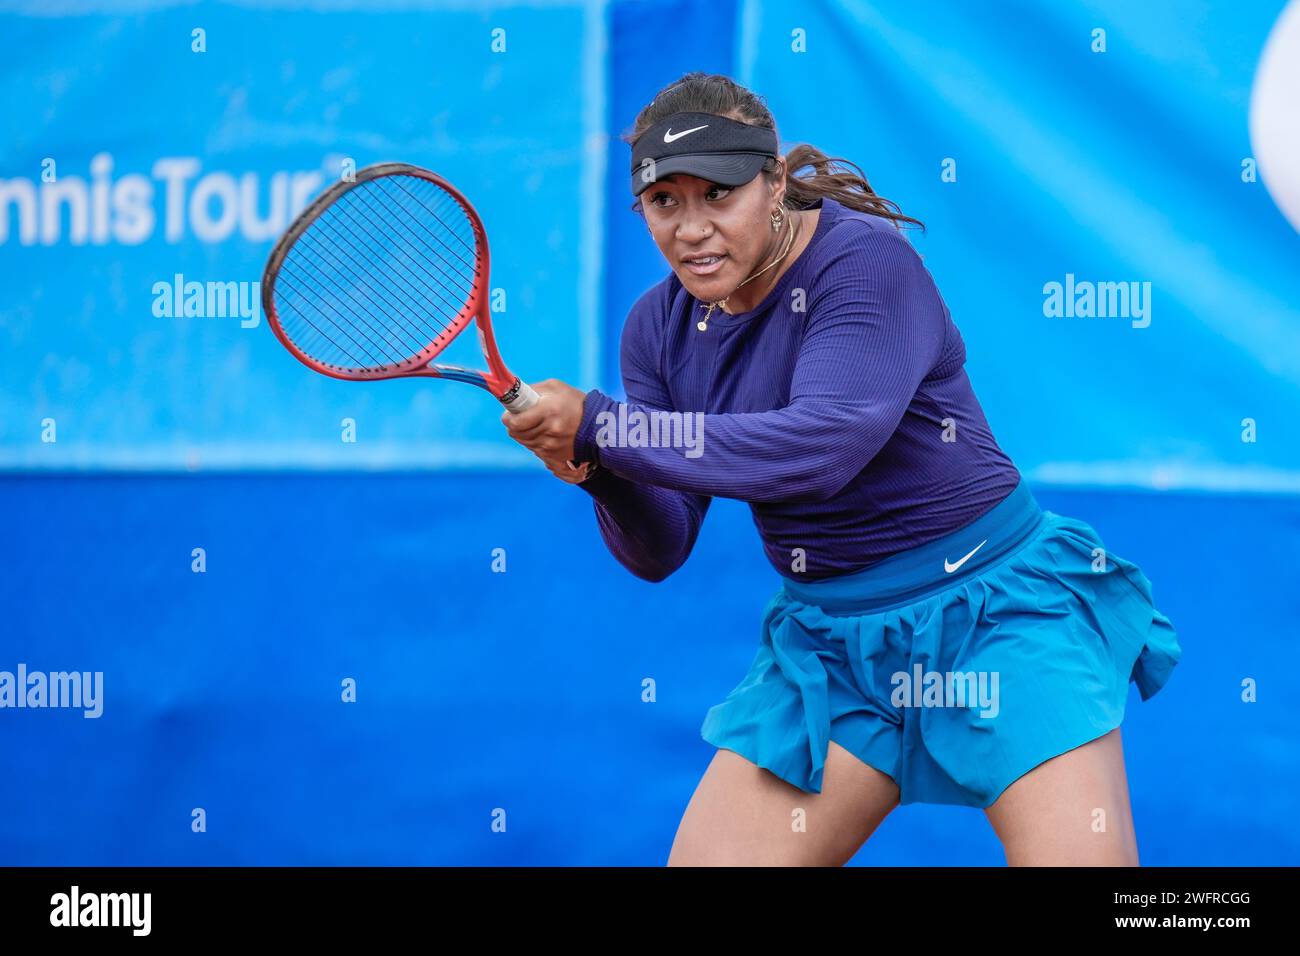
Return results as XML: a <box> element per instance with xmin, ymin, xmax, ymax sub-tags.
<box><xmin>1026</xmin><ymin>461</ymin><xmax>1300</xmax><ymax>495</ymax></box>
<box><xmin>736</xmin><ymin>0</ymin><xmax>762</xmax><ymax>88</ymax></box>
<box><xmin>9</xmin><ymin>453</ymin><xmax>1300</xmax><ymax>490</ymax></box>
<box><xmin>0</xmin><ymin>443</ymin><xmax>536</xmax><ymax>472</ymax></box>
<box><xmin>0</xmin><ymin>0</ymin><xmax>584</xmax><ymax>15</ymax></box>
<box><xmin>578</xmin><ymin>0</ymin><xmax>608</xmax><ymax>389</ymax></box>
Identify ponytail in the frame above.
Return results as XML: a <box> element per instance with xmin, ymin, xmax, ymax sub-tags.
<box><xmin>775</xmin><ymin>145</ymin><xmax>924</xmax><ymax>232</ymax></box>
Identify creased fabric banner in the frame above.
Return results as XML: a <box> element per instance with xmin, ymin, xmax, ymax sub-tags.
<box><xmin>609</xmin><ymin>0</ymin><xmax>1300</xmax><ymax>492</ymax></box>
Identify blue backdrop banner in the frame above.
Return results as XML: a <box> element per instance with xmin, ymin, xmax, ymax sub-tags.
<box><xmin>0</xmin><ymin>0</ymin><xmax>604</xmax><ymax>470</ymax></box>
<box><xmin>3</xmin><ymin>1</ymin><xmax>1298</xmax><ymax>491</ymax></box>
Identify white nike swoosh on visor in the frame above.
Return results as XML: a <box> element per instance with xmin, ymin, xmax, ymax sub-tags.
<box><xmin>944</xmin><ymin>538</ymin><xmax>988</xmax><ymax>574</ymax></box>
<box><xmin>664</xmin><ymin>124</ymin><xmax>708</xmax><ymax>143</ymax></box>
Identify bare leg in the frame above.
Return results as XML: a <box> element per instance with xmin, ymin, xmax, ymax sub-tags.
<box><xmin>667</xmin><ymin>740</ymin><xmax>900</xmax><ymax>866</ymax></box>
<box><xmin>984</xmin><ymin>727</ymin><xmax>1140</xmax><ymax>866</ymax></box>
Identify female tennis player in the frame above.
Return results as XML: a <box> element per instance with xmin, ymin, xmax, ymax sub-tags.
<box><xmin>501</xmin><ymin>72</ymin><xmax>1181</xmax><ymax>866</ymax></box>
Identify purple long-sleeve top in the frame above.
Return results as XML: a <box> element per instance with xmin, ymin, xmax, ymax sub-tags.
<box><xmin>572</xmin><ymin>195</ymin><xmax>1022</xmax><ymax>582</ymax></box>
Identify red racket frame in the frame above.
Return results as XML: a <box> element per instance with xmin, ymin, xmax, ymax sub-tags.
<box><xmin>261</xmin><ymin>162</ymin><xmax>534</xmax><ymax>410</ymax></box>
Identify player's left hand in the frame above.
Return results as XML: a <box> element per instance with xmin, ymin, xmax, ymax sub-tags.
<box><xmin>542</xmin><ymin>457</ymin><xmax>596</xmax><ymax>484</ymax></box>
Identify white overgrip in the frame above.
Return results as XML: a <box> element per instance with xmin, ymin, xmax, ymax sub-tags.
<box><xmin>502</xmin><ymin>379</ymin><xmax>539</xmax><ymax>413</ymax></box>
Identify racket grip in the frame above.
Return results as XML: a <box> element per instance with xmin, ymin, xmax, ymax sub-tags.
<box><xmin>501</xmin><ymin>378</ymin><xmax>587</xmax><ymax>474</ymax></box>
<box><xmin>502</xmin><ymin>378</ymin><xmax>540</xmax><ymax>413</ymax></box>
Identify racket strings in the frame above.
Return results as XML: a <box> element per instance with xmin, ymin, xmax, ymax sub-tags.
<box><xmin>323</xmin><ymin>189</ymin><xmax>466</xmax><ymax>328</ymax></box>
<box><xmin>291</xmin><ymin>181</ymin><xmax>472</xmax><ymax>364</ymax></box>
<box><xmin>387</xmin><ymin>178</ymin><xmax>478</xmax><ymax>274</ymax></box>
<box><xmin>361</xmin><ymin>183</ymin><xmax>479</xmax><ymax>306</ymax></box>
<box><xmin>275</xmin><ymin>270</ymin><xmax>390</xmax><ymax>369</ymax></box>
<box><xmin>270</xmin><ymin>174</ymin><xmax>481</xmax><ymax>372</ymax></box>
<box><xmin>276</xmin><ymin>269</ymin><xmax>406</xmax><ymax>369</ymax></box>
<box><xmin>350</xmin><ymin>178</ymin><xmax>482</xmax><ymax>326</ymax></box>
<box><xmin>277</xmin><ymin>221</ymin><xmax>422</xmax><ymax>363</ymax></box>
<box><xmin>291</xmin><ymin>222</ymin><xmax>431</xmax><ymax>358</ymax></box>
<box><xmin>277</xmin><ymin>217</ymin><xmax>416</xmax><ymax>366</ymax></box>
<box><xmin>276</xmin><ymin>224</ymin><xmax>441</xmax><ymax>368</ymax></box>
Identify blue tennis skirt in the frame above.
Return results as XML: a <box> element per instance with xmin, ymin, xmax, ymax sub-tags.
<box><xmin>699</xmin><ymin>478</ymin><xmax>1181</xmax><ymax>809</ymax></box>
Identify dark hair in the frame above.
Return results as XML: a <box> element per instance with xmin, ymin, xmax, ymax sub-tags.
<box><xmin>623</xmin><ymin>71</ymin><xmax>924</xmax><ymax>232</ymax></box>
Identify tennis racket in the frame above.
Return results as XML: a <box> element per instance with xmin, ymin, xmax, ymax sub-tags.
<box><xmin>261</xmin><ymin>161</ymin><xmax>584</xmax><ymax>470</ymax></box>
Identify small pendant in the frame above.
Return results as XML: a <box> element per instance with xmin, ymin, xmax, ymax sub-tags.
<box><xmin>698</xmin><ymin>300</ymin><xmax>719</xmax><ymax>332</ymax></box>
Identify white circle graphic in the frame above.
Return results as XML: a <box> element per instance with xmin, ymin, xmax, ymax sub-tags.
<box><xmin>1250</xmin><ymin>0</ymin><xmax>1300</xmax><ymax>233</ymax></box>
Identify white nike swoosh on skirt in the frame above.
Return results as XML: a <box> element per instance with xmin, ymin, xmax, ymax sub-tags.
<box><xmin>944</xmin><ymin>538</ymin><xmax>988</xmax><ymax>573</ymax></box>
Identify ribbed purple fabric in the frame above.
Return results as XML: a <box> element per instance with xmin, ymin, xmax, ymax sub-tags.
<box><xmin>573</xmin><ymin>196</ymin><xmax>1022</xmax><ymax>582</ymax></box>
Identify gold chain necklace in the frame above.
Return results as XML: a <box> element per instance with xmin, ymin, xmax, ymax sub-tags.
<box><xmin>697</xmin><ymin>211</ymin><xmax>801</xmax><ymax>332</ymax></box>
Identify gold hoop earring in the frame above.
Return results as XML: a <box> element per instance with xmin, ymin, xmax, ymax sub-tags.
<box><xmin>770</xmin><ymin>207</ymin><xmax>785</xmax><ymax>232</ymax></box>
